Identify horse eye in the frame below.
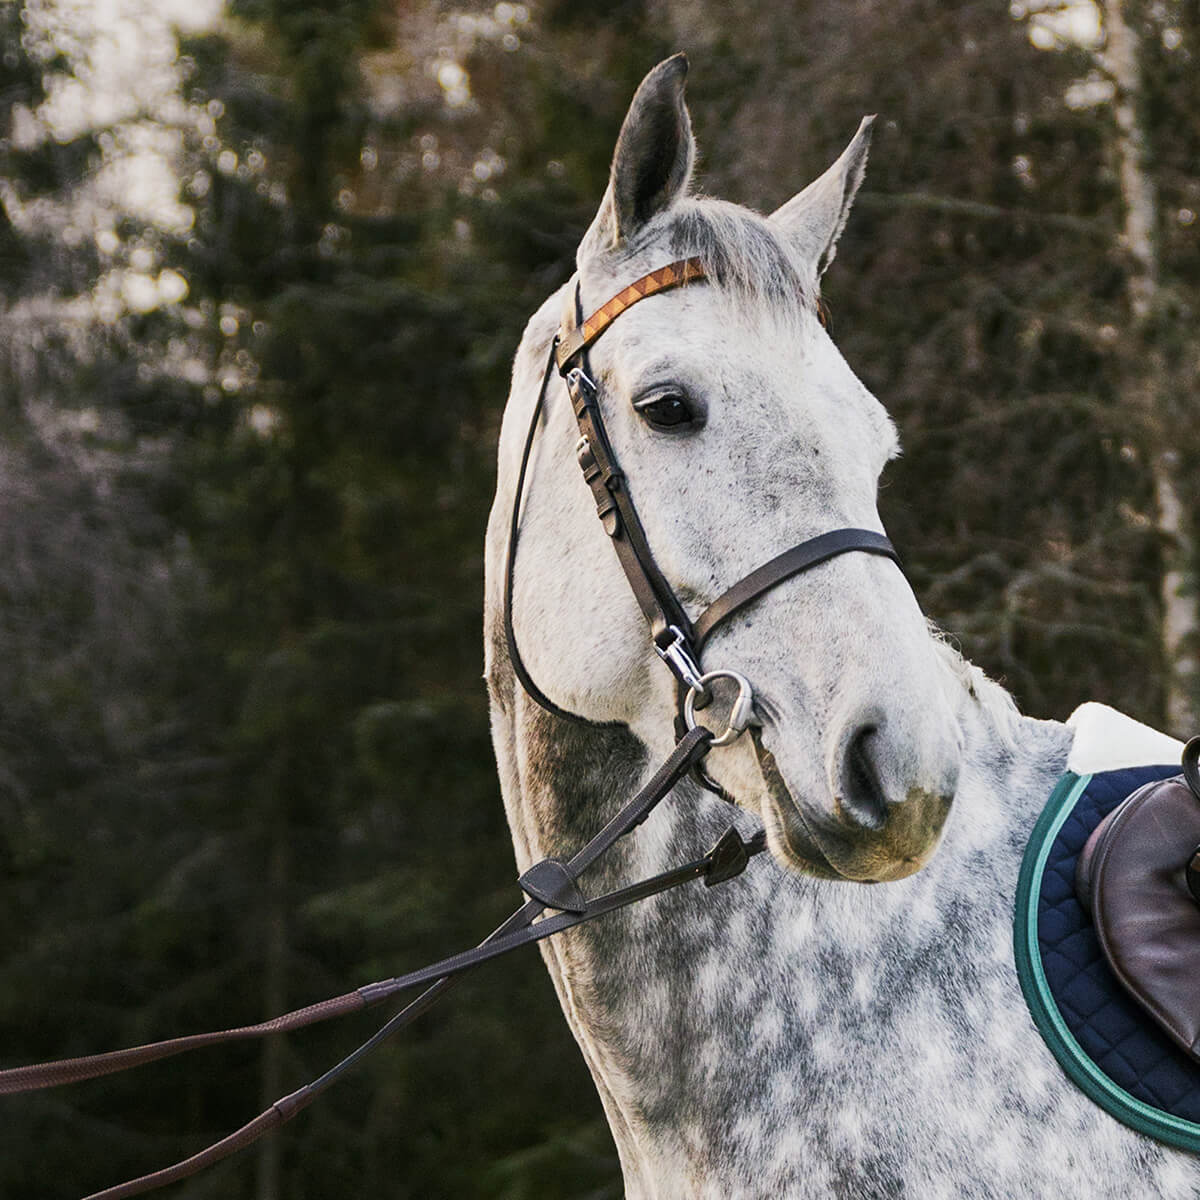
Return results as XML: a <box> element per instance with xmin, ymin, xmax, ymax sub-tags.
<box><xmin>634</xmin><ymin>391</ymin><xmax>695</xmax><ymax>431</ymax></box>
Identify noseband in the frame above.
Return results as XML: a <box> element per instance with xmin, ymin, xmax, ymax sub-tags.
<box><xmin>504</xmin><ymin>257</ymin><xmax>901</xmax><ymax>757</ymax></box>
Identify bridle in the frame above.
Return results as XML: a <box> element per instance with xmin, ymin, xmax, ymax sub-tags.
<box><xmin>505</xmin><ymin>256</ymin><xmax>901</xmax><ymax>760</ymax></box>
<box><xmin>0</xmin><ymin>258</ymin><xmax>905</xmax><ymax>1199</ymax></box>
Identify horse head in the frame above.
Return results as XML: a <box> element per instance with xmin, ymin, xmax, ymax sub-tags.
<box><xmin>497</xmin><ymin>55</ymin><xmax>965</xmax><ymax>884</ymax></box>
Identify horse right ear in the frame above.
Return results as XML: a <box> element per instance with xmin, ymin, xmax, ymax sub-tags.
<box><xmin>583</xmin><ymin>54</ymin><xmax>696</xmax><ymax>253</ymax></box>
<box><xmin>769</xmin><ymin>117</ymin><xmax>875</xmax><ymax>281</ymax></box>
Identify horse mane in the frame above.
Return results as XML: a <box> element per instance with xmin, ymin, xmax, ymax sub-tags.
<box><xmin>927</xmin><ymin>620</ymin><xmax>1025</xmax><ymax>748</ymax></box>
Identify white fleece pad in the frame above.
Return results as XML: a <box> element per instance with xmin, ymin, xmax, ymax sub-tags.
<box><xmin>1066</xmin><ymin>701</ymin><xmax>1185</xmax><ymax>775</ymax></box>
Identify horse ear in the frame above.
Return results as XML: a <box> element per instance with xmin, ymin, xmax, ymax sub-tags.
<box><xmin>586</xmin><ymin>54</ymin><xmax>696</xmax><ymax>251</ymax></box>
<box><xmin>769</xmin><ymin>116</ymin><xmax>875</xmax><ymax>279</ymax></box>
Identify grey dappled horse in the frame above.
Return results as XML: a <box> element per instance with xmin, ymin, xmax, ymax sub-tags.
<box><xmin>483</xmin><ymin>56</ymin><xmax>1199</xmax><ymax>1198</ymax></box>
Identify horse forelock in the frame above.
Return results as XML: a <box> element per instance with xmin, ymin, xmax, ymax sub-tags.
<box><xmin>667</xmin><ymin>198</ymin><xmax>812</xmax><ymax>310</ymax></box>
<box><xmin>578</xmin><ymin>195</ymin><xmax>813</xmax><ymax>327</ymax></box>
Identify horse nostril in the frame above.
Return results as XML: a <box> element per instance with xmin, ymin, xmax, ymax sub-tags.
<box><xmin>840</xmin><ymin>725</ymin><xmax>889</xmax><ymax>831</ymax></box>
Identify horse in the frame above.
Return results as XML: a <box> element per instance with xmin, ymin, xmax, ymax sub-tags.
<box><xmin>482</xmin><ymin>55</ymin><xmax>1200</xmax><ymax>1198</ymax></box>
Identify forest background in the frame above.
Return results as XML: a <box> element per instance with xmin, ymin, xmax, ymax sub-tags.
<box><xmin>1</xmin><ymin>0</ymin><xmax>1197</xmax><ymax>1196</ymax></box>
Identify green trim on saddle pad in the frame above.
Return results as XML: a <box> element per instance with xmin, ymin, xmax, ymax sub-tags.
<box><xmin>1013</xmin><ymin>771</ymin><xmax>1200</xmax><ymax>1153</ymax></box>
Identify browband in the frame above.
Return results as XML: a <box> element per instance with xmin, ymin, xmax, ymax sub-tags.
<box><xmin>554</xmin><ymin>257</ymin><xmax>706</xmax><ymax>370</ymax></box>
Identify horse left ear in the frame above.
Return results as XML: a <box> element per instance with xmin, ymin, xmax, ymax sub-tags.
<box><xmin>769</xmin><ymin>116</ymin><xmax>874</xmax><ymax>279</ymax></box>
<box><xmin>584</xmin><ymin>54</ymin><xmax>696</xmax><ymax>252</ymax></box>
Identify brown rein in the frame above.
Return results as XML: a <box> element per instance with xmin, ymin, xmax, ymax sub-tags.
<box><xmin>3</xmin><ymin>728</ymin><xmax>767</xmax><ymax>1198</ymax></box>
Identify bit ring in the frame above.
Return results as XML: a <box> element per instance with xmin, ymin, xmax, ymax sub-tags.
<box><xmin>684</xmin><ymin>670</ymin><xmax>754</xmax><ymax>748</ymax></box>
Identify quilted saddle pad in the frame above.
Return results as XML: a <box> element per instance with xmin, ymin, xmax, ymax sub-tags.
<box><xmin>1014</xmin><ymin>764</ymin><xmax>1200</xmax><ymax>1151</ymax></box>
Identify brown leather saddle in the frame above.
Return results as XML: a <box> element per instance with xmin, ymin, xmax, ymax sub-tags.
<box><xmin>1075</xmin><ymin>736</ymin><xmax>1200</xmax><ymax>1064</ymax></box>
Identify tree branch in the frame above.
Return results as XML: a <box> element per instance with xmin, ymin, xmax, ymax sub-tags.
<box><xmin>856</xmin><ymin>189</ymin><xmax>1109</xmax><ymax>238</ymax></box>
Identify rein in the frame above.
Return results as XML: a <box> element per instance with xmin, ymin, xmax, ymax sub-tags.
<box><xmin>1</xmin><ymin>728</ymin><xmax>764</xmax><ymax>1198</ymax></box>
<box><xmin>3</xmin><ymin>257</ymin><xmax>903</xmax><ymax>1199</ymax></box>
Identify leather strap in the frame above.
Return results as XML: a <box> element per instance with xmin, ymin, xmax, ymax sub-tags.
<box><xmin>504</xmin><ymin>258</ymin><xmax>711</xmax><ymax>718</ymax></box>
<box><xmin>15</xmin><ymin>727</ymin><xmax>726</xmax><ymax>1198</ymax></box>
<box><xmin>503</xmin><ymin>337</ymin><xmax>598</xmax><ymax>724</ymax></box>
<box><xmin>555</xmin><ymin>257</ymin><xmax>705</xmax><ymax>369</ymax></box>
<box><xmin>692</xmin><ymin>529</ymin><xmax>901</xmax><ymax>651</ymax></box>
<box><xmin>567</xmin><ymin>365</ymin><xmax>696</xmax><ymax>645</ymax></box>
<box><xmin>0</xmin><ymin>991</ymin><xmax>370</xmax><ymax>1096</ymax></box>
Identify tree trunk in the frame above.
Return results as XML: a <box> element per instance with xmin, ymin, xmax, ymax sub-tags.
<box><xmin>1102</xmin><ymin>0</ymin><xmax>1197</xmax><ymax>734</ymax></box>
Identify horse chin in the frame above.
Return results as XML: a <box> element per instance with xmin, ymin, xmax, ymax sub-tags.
<box><xmin>752</xmin><ymin>735</ymin><xmax>952</xmax><ymax>884</ymax></box>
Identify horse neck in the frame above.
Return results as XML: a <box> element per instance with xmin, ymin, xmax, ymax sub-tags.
<box><xmin>494</xmin><ymin>678</ymin><xmax>1073</xmax><ymax>1186</ymax></box>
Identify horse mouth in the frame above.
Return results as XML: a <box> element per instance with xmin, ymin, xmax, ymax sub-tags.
<box><xmin>767</xmin><ymin>803</ymin><xmax>849</xmax><ymax>881</ymax></box>
<box><xmin>751</xmin><ymin>732</ymin><xmax>948</xmax><ymax>883</ymax></box>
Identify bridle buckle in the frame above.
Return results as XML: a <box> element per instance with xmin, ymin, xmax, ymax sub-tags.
<box><xmin>654</xmin><ymin>625</ymin><xmax>707</xmax><ymax>696</ymax></box>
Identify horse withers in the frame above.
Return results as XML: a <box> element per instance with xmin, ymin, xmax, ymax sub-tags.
<box><xmin>484</xmin><ymin>56</ymin><xmax>1200</xmax><ymax>1197</ymax></box>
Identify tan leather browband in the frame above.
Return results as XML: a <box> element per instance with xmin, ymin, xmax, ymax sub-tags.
<box><xmin>554</xmin><ymin>257</ymin><xmax>706</xmax><ymax>369</ymax></box>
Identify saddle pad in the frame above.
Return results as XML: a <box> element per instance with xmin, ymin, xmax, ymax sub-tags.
<box><xmin>1014</xmin><ymin>765</ymin><xmax>1200</xmax><ymax>1151</ymax></box>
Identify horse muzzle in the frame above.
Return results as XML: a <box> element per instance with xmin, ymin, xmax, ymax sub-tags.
<box><xmin>751</xmin><ymin>720</ymin><xmax>958</xmax><ymax>883</ymax></box>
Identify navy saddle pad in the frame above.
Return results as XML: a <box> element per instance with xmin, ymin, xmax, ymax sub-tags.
<box><xmin>1014</xmin><ymin>765</ymin><xmax>1200</xmax><ymax>1151</ymax></box>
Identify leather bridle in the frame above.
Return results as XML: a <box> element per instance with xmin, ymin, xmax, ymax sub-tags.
<box><xmin>0</xmin><ymin>258</ymin><xmax>906</xmax><ymax>1199</ymax></box>
<box><xmin>505</xmin><ymin>256</ymin><xmax>901</xmax><ymax>761</ymax></box>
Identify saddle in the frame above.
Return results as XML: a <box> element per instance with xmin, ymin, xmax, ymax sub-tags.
<box><xmin>1014</xmin><ymin>716</ymin><xmax>1200</xmax><ymax>1151</ymax></box>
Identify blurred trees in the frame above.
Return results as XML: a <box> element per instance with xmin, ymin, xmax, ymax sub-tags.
<box><xmin>0</xmin><ymin>0</ymin><xmax>1197</xmax><ymax>1197</ymax></box>
<box><xmin>1101</xmin><ymin>0</ymin><xmax>1198</xmax><ymax>731</ymax></box>
<box><xmin>3</xmin><ymin>1</ymin><xmax>615</xmax><ymax>1195</ymax></box>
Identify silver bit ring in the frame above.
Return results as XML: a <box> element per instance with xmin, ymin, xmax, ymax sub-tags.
<box><xmin>684</xmin><ymin>670</ymin><xmax>754</xmax><ymax>748</ymax></box>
